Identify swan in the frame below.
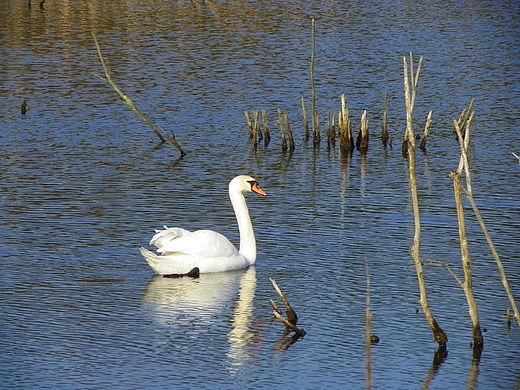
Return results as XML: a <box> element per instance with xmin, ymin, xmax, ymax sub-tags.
<box><xmin>140</xmin><ymin>175</ymin><xmax>267</xmax><ymax>274</ymax></box>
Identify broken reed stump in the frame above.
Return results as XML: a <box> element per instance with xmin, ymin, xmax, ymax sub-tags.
<box><xmin>269</xmin><ymin>278</ymin><xmax>305</xmax><ymax>338</ymax></box>
<box><xmin>92</xmin><ymin>32</ymin><xmax>186</xmax><ymax>157</ymax></box>
<box><xmin>283</xmin><ymin>112</ymin><xmax>295</xmax><ymax>151</ymax></box>
<box><xmin>326</xmin><ymin>111</ymin><xmax>336</xmax><ymax>149</ymax></box>
<box><xmin>356</xmin><ymin>110</ymin><xmax>369</xmax><ymax>154</ymax></box>
<box><xmin>403</xmin><ymin>52</ymin><xmax>447</xmax><ymax>348</ymax></box>
<box><xmin>261</xmin><ymin>109</ymin><xmax>271</xmax><ymax>146</ymax></box>
<box><xmin>253</xmin><ymin>110</ymin><xmax>262</xmax><ymax>146</ymax></box>
<box><xmin>365</xmin><ymin>258</ymin><xmax>372</xmax><ymax>390</ymax></box>
<box><xmin>244</xmin><ymin>111</ymin><xmax>254</xmax><ymax>139</ymax></box>
<box><xmin>20</xmin><ymin>99</ymin><xmax>28</xmax><ymax>115</ymax></box>
<box><xmin>245</xmin><ymin>109</ymin><xmax>271</xmax><ymax>147</ymax></box>
<box><xmin>338</xmin><ymin>94</ymin><xmax>354</xmax><ymax>154</ymax></box>
<box><xmin>381</xmin><ymin>92</ymin><xmax>389</xmax><ymax>148</ymax></box>
<box><xmin>419</xmin><ymin>110</ymin><xmax>433</xmax><ymax>152</ymax></box>
<box><xmin>277</xmin><ymin>108</ymin><xmax>288</xmax><ymax>151</ymax></box>
<box><xmin>275</xmin><ymin>109</ymin><xmax>295</xmax><ymax>152</ymax></box>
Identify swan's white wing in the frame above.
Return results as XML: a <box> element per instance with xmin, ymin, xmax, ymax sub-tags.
<box><xmin>149</xmin><ymin>226</ymin><xmax>192</xmax><ymax>248</ymax></box>
<box><xmin>158</xmin><ymin>229</ymin><xmax>239</xmax><ymax>259</ymax></box>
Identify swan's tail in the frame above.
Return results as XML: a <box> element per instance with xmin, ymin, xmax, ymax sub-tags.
<box><xmin>140</xmin><ymin>247</ymin><xmax>164</xmax><ymax>274</ymax></box>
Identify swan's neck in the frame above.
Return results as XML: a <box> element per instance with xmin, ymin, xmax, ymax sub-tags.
<box><xmin>230</xmin><ymin>190</ymin><xmax>256</xmax><ymax>264</ymax></box>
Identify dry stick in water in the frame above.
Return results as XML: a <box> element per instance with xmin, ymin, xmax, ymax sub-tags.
<box><xmin>451</xmin><ymin>170</ymin><xmax>483</xmax><ymax>347</ymax></box>
<box><xmin>356</xmin><ymin>110</ymin><xmax>369</xmax><ymax>154</ymax></box>
<box><xmin>381</xmin><ymin>92</ymin><xmax>389</xmax><ymax>148</ymax></box>
<box><xmin>326</xmin><ymin>111</ymin><xmax>336</xmax><ymax>149</ymax></box>
<box><xmin>277</xmin><ymin>108</ymin><xmax>287</xmax><ymax>151</ymax></box>
<box><xmin>419</xmin><ymin>110</ymin><xmax>433</xmax><ymax>152</ymax></box>
<box><xmin>301</xmin><ymin>97</ymin><xmax>309</xmax><ymax>141</ymax></box>
<box><xmin>339</xmin><ymin>94</ymin><xmax>354</xmax><ymax>153</ymax></box>
<box><xmin>261</xmin><ymin>109</ymin><xmax>270</xmax><ymax>146</ymax></box>
<box><xmin>365</xmin><ymin>258</ymin><xmax>372</xmax><ymax>390</ymax></box>
<box><xmin>403</xmin><ymin>53</ymin><xmax>447</xmax><ymax>348</ymax></box>
<box><xmin>92</xmin><ymin>32</ymin><xmax>186</xmax><ymax>157</ymax></box>
<box><xmin>244</xmin><ymin>111</ymin><xmax>254</xmax><ymax>139</ymax></box>
<box><xmin>453</xmin><ymin>115</ymin><xmax>520</xmax><ymax>329</ymax></box>
<box><xmin>310</xmin><ymin>18</ymin><xmax>319</xmax><ymax>146</ymax></box>
<box><xmin>283</xmin><ymin>112</ymin><xmax>295</xmax><ymax>151</ymax></box>
<box><xmin>253</xmin><ymin>109</ymin><xmax>262</xmax><ymax>146</ymax></box>
<box><xmin>452</xmin><ymin>110</ymin><xmax>484</xmax><ymax>352</ymax></box>
<box><xmin>269</xmin><ymin>278</ymin><xmax>306</xmax><ymax>337</ymax></box>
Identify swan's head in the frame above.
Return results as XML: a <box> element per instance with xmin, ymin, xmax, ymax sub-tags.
<box><xmin>230</xmin><ymin>175</ymin><xmax>267</xmax><ymax>196</ymax></box>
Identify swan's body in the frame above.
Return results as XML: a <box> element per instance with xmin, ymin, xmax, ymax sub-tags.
<box><xmin>140</xmin><ymin>175</ymin><xmax>266</xmax><ymax>274</ymax></box>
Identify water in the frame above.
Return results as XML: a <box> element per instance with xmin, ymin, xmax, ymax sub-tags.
<box><xmin>1</xmin><ymin>1</ymin><xmax>519</xmax><ymax>389</ymax></box>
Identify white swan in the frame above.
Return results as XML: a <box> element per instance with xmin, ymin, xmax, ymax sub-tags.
<box><xmin>140</xmin><ymin>175</ymin><xmax>267</xmax><ymax>274</ymax></box>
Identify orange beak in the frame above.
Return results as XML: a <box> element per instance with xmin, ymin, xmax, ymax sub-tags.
<box><xmin>251</xmin><ymin>182</ymin><xmax>267</xmax><ymax>196</ymax></box>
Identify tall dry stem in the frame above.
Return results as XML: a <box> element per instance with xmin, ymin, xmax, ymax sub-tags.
<box><xmin>403</xmin><ymin>53</ymin><xmax>447</xmax><ymax>348</ymax></box>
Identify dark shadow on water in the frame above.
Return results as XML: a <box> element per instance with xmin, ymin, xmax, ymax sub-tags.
<box><xmin>273</xmin><ymin>327</ymin><xmax>305</xmax><ymax>351</ymax></box>
<box><xmin>422</xmin><ymin>346</ymin><xmax>448</xmax><ymax>389</ymax></box>
<box><xmin>467</xmin><ymin>344</ymin><xmax>483</xmax><ymax>390</ymax></box>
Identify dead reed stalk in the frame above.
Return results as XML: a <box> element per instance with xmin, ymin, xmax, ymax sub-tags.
<box><xmin>356</xmin><ymin>110</ymin><xmax>369</xmax><ymax>154</ymax></box>
<box><xmin>283</xmin><ymin>112</ymin><xmax>295</xmax><ymax>151</ymax></box>
<box><xmin>381</xmin><ymin>93</ymin><xmax>389</xmax><ymax>148</ymax></box>
<box><xmin>244</xmin><ymin>111</ymin><xmax>254</xmax><ymax>139</ymax></box>
<box><xmin>453</xmin><ymin>109</ymin><xmax>520</xmax><ymax>329</ymax></box>
<box><xmin>419</xmin><ymin>110</ymin><xmax>433</xmax><ymax>152</ymax></box>
<box><xmin>92</xmin><ymin>32</ymin><xmax>186</xmax><ymax>157</ymax></box>
<box><xmin>310</xmin><ymin>18</ymin><xmax>319</xmax><ymax>146</ymax></box>
<box><xmin>261</xmin><ymin>109</ymin><xmax>271</xmax><ymax>146</ymax></box>
<box><xmin>326</xmin><ymin>111</ymin><xmax>336</xmax><ymax>149</ymax></box>
<box><xmin>253</xmin><ymin>109</ymin><xmax>261</xmax><ymax>146</ymax></box>
<box><xmin>338</xmin><ymin>94</ymin><xmax>354</xmax><ymax>153</ymax></box>
<box><xmin>277</xmin><ymin>108</ymin><xmax>288</xmax><ymax>151</ymax></box>
<box><xmin>302</xmin><ymin>97</ymin><xmax>310</xmax><ymax>141</ymax></box>
<box><xmin>403</xmin><ymin>53</ymin><xmax>447</xmax><ymax>348</ymax></box>
<box><xmin>365</xmin><ymin>258</ymin><xmax>372</xmax><ymax>390</ymax></box>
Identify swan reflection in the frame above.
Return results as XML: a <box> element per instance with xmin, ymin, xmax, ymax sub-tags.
<box><xmin>141</xmin><ymin>267</ymin><xmax>257</xmax><ymax>373</ymax></box>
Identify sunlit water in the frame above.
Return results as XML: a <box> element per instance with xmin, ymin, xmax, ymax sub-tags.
<box><xmin>1</xmin><ymin>1</ymin><xmax>519</xmax><ymax>389</ymax></box>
